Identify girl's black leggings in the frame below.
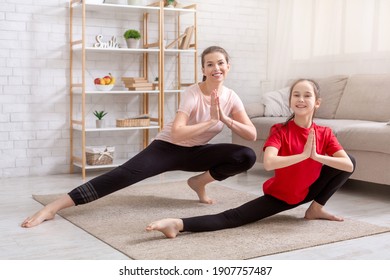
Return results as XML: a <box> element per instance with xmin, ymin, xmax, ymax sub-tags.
<box><xmin>68</xmin><ymin>140</ymin><xmax>257</xmax><ymax>205</ymax></box>
<box><xmin>182</xmin><ymin>155</ymin><xmax>356</xmax><ymax>232</ymax></box>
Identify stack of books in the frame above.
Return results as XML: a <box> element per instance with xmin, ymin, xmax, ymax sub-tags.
<box><xmin>121</xmin><ymin>77</ymin><xmax>154</xmax><ymax>91</ymax></box>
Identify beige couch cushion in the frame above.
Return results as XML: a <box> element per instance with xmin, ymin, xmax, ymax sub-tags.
<box><xmin>313</xmin><ymin>118</ymin><xmax>390</xmax><ymax>154</ymax></box>
<box><xmin>313</xmin><ymin>118</ymin><xmax>371</xmax><ymax>133</ymax></box>
<box><xmin>336</xmin><ymin>122</ymin><xmax>390</xmax><ymax>154</ymax></box>
<box><xmin>244</xmin><ymin>102</ymin><xmax>265</xmax><ymax>118</ymax></box>
<box><xmin>335</xmin><ymin>74</ymin><xmax>390</xmax><ymax>122</ymax></box>
<box><xmin>314</xmin><ymin>75</ymin><xmax>349</xmax><ymax>119</ymax></box>
<box><xmin>251</xmin><ymin>117</ymin><xmax>286</xmax><ymax>140</ymax></box>
<box><xmin>261</xmin><ymin>87</ymin><xmax>291</xmax><ymax>117</ymax></box>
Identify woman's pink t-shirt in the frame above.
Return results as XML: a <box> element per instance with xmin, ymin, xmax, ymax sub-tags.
<box><xmin>155</xmin><ymin>83</ymin><xmax>245</xmax><ymax>147</ymax></box>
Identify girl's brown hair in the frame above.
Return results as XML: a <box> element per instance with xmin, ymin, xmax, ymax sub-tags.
<box><xmin>201</xmin><ymin>46</ymin><xmax>230</xmax><ymax>82</ymax></box>
<box><xmin>283</xmin><ymin>79</ymin><xmax>321</xmax><ymax>125</ymax></box>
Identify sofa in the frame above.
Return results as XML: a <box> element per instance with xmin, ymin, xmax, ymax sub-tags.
<box><xmin>232</xmin><ymin>74</ymin><xmax>390</xmax><ymax>186</ymax></box>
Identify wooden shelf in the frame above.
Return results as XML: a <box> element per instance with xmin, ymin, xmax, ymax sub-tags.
<box><xmin>73</xmin><ymin>158</ymin><xmax>129</xmax><ymax>170</ymax></box>
<box><xmin>72</xmin><ymin>89</ymin><xmax>160</xmax><ymax>94</ymax></box>
<box><xmin>72</xmin><ymin>45</ymin><xmax>161</xmax><ymax>53</ymax></box>
<box><xmin>69</xmin><ymin>0</ymin><xmax>197</xmax><ymax>178</ymax></box>
<box><xmin>74</xmin><ymin>2</ymin><xmax>160</xmax><ymax>13</ymax></box>
<box><xmin>72</xmin><ymin>125</ymin><xmax>160</xmax><ymax>132</ymax></box>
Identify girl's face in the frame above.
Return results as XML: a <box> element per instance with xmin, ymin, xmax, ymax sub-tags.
<box><xmin>202</xmin><ymin>52</ymin><xmax>230</xmax><ymax>83</ymax></box>
<box><xmin>289</xmin><ymin>80</ymin><xmax>320</xmax><ymax>117</ymax></box>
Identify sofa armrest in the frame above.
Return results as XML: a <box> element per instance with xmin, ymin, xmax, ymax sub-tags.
<box><xmin>244</xmin><ymin>102</ymin><xmax>265</xmax><ymax>118</ymax></box>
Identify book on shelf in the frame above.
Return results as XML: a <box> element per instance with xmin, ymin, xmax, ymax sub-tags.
<box><xmin>124</xmin><ymin>82</ymin><xmax>153</xmax><ymax>87</ymax></box>
<box><xmin>179</xmin><ymin>26</ymin><xmax>194</xmax><ymax>49</ymax></box>
<box><xmin>126</xmin><ymin>86</ymin><xmax>154</xmax><ymax>91</ymax></box>
<box><xmin>121</xmin><ymin>77</ymin><xmax>154</xmax><ymax>90</ymax></box>
<box><xmin>121</xmin><ymin>77</ymin><xmax>148</xmax><ymax>83</ymax></box>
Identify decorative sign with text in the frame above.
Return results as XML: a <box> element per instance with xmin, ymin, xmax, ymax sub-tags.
<box><xmin>93</xmin><ymin>35</ymin><xmax>120</xmax><ymax>48</ymax></box>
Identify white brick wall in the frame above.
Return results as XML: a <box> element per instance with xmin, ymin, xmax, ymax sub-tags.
<box><xmin>0</xmin><ymin>0</ymin><xmax>268</xmax><ymax>178</ymax></box>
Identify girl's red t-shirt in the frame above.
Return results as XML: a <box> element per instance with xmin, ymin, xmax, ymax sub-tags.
<box><xmin>262</xmin><ymin>120</ymin><xmax>343</xmax><ymax>204</ymax></box>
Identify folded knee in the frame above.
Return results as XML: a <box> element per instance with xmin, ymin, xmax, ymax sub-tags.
<box><xmin>237</xmin><ymin>147</ymin><xmax>257</xmax><ymax>169</ymax></box>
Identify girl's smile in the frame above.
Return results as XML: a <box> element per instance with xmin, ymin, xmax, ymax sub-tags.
<box><xmin>290</xmin><ymin>81</ymin><xmax>320</xmax><ymax>115</ymax></box>
<box><xmin>289</xmin><ymin>80</ymin><xmax>321</xmax><ymax>128</ymax></box>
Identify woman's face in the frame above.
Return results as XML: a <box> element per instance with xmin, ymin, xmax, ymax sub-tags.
<box><xmin>202</xmin><ymin>52</ymin><xmax>230</xmax><ymax>83</ymax></box>
<box><xmin>289</xmin><ymin>80</ymin><xmax>320</xmax><ymax>117</ymax></box>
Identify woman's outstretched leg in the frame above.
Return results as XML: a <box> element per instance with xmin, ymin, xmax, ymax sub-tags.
<box><xmin>21</xmin><ymin>194</ymin><xmax>75</xmax><ymax>228</ymax></box>
<box><xmin>21</xmin><ymin>141</ymin><xmax>181</xmax><ymax>228</ymax></box>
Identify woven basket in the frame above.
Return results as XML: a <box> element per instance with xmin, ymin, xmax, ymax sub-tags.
<box><xmin>86</xmin><ymin>146</ymin><xmax>115</xmax><ymax>166</ymax></box>
<box><xmin>116</xmin><ymin>118</ymin><xmax>150</xmax><ymax>127</ymax></box>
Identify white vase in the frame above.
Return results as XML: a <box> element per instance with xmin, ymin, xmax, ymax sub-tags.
<box><xmin>85</xmin><ymin>0</ymin><xmax>105</xmax><ymax>4</ymax></box>
<box><xmin>105</xmin><ymin>0</ymin><xmax>127</xmax><ymax>4</ymax></box>
<box><xmin>96</xmin><ymin>119</ymin><xmax>104</xmax><ymax>128</ymax></box>
<box><xmin>126</xmin><ymin>38</ymin><xmax>141</xmax><ymax>49</ymax></box>
<box><xmin>127</xmin><ymin>0</ymin><xmax>144</xmax><ymax>5</ymax></box>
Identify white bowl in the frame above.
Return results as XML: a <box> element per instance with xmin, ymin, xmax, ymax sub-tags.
<box><xmin>85</xmin><ymin>0</ymin><xmax>105</xmax><ymax>4</ymax></box>
<box><xmin>95</xmin><ymin>84</ymin><xmax>114</xmax><ymax>91</ymax></box>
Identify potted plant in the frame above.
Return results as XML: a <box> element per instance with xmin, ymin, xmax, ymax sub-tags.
<box><xmin>166</xmin><ymin>0</ymin><xmax>175</xmax><ymax>8</ymax></box>
<box><xmin>93</xmin><ymin>110</ymin><xmax>107</xmax><ymax>128</ymax></box>
<box><xmin>123</xmin><ymin>29</ymin><xmax>141</xmax><ymax>49</ymax></box>
<box><xmin>153</xmin><ymin>76</ymin><xmax>159</xmax><ymax>90</ymax></box>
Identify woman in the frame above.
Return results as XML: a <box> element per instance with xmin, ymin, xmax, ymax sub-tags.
<box><xmin>22</xmin><ymin>46</ymin><xmax>257</xmax><ymax>228</ymax></box>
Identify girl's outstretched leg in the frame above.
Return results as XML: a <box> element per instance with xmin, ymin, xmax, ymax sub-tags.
<box><xmin>187</xmin><ymin>171</ymin><xmax>215</xmax><ymax>204</ymax></box>
<box><xmin>146</xmin><ymin>218</ymin><xmax>184</xmax><ymax>238</ymax></box>
<box><xmin>21</xmin><ymin>194</ymin><xmax>75</xmax><ymax>228</ymax></box>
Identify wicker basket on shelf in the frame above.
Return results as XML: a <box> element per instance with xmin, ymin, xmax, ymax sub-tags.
<box><xmin>116</xmin><ymin>114</ymin><xmax>150</xmax><ymax>127</ymax></box>
<box><xmin>86</xmin><ymin>146</ymin><xmax>115</xmax><ymax>166</ymax></box>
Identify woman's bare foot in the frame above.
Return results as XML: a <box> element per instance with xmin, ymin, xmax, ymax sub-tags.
<box><xmin>146</xmin><ymin>218</ymin><xmax>184</xmax><ymax>238</ymax></box>
<box><xmin>21</xmin><ymin>207</ymin><xmax>56</xmax><ymax>228</ymax></box>
<box><xmin>21</xmin><ymin>194</ymin><xmax>75</xmax><ymax>228</ymax></box>
<box><xmin>304</xmin><ymin>201</ymin><xmax>344</xmax><ymax>222</ymax></box>
<box><xmin>187</xmin><ymin>172</ymin><xmax>215</xmax><ymax>204</ymax></box>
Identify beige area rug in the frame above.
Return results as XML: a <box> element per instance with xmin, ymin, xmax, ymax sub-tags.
<box><xmin>33</xmin><ymin>181</ymin><xmax>389</xmax><ymax>260</ymax></box>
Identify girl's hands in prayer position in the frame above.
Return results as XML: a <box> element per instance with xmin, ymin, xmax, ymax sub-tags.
<box><xmin>303</xmin><ymin>129</ymin><xmax>315</xmax><ymax>159</ymax></box>
<box><xmin>303</xmin><ymin>128</ymin><xmax>320</xmax><ymax>160</ymax></box>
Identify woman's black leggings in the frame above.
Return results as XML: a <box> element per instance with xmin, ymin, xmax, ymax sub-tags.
<box><xmin>68</xmin><ymin>140</ymin><xmax>257</xmax><ymax>205</ymax></box>
<box><xmin>182</xmin><ymin>155</ymin><xmax>356</xmax><ymax>232</ymax></box>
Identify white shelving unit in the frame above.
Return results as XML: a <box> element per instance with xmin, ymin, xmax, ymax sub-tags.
<box><xmin>69</xmin><ymin>0</ymin><xmax>197</xmax><ymax>179</ymax></box>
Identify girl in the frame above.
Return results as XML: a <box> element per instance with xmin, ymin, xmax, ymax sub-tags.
<box><xmin>146</xmin><ymin>78</ymin><xmax>356</xmax><ymax>238</ymax></box>
<box><xmin>22</xmin><ymin>46</ymin><xmax>257</xmax><ymax>228</ymax></box>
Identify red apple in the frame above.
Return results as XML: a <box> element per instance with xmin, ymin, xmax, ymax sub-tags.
<box><xmin>103</xmin><ymin>74</ymin><xmax>112</xmax><ymax>85</ymax></box>
<box><xmin>94</xmin><ymin>78</ymin><xmax>101</xmax><ymax>84</ymax></box>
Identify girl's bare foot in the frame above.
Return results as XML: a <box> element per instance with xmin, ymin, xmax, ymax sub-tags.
<box><xmin>187</xmin><ymin>172</ymin><xmax>215</xmax><ymax>204</ymax></box>
<box><xmin>21</xmin><ymin>194</ymin><xmax>75</xmax><ymax>228</ymax></box>
<box><xmin>146</xmin><ymin>218</ymin><xmax>184</xmax><ymax>238</ymax></box>
<box><xmin>304</xmin><ymin>201</ymin><xmax>344</xmax><ymax>222</ymax></box>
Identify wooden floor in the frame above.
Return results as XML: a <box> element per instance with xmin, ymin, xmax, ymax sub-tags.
<box><xmin>1</xmin><ymin>163</ymin><xmax>389</xmax><ymax>260</ymax></box>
